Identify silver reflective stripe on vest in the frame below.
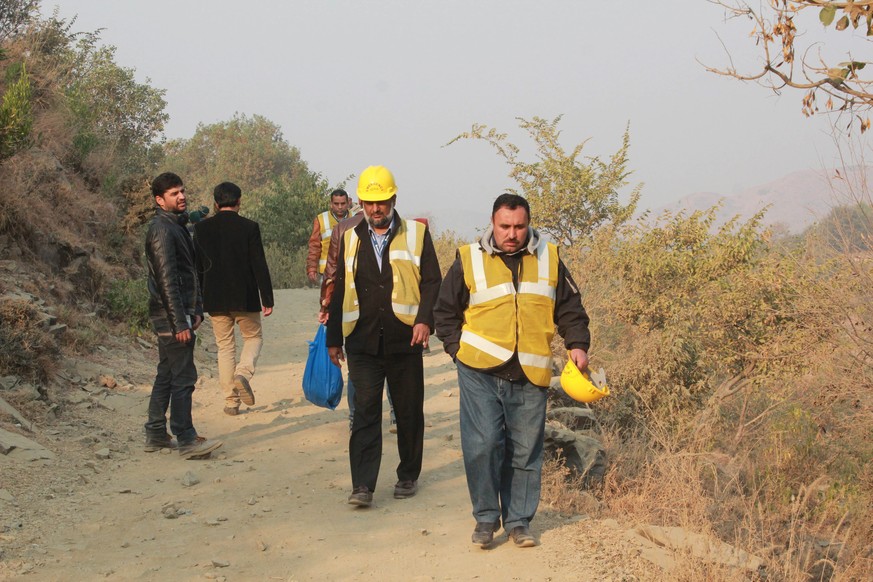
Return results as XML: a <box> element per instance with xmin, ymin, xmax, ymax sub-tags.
<box><xmin>342</xmin><ymin>310</ymin><xmax>359</xmax><ymax>323</ymax></box>
<box><xmin>470</xmin><ymin>282</ymin><xmax>514</xmax><ymax>306</ymax></box>
<box><xmin>517</xmin><ymin>282</ymin><xmax>555</xmax><ymax>300</ymax></box>
<box><xmin>391</xmin><ymin>302</ymin><xmax>419</xmax><ymax>317</ymax></box>
<box><xmin>319</xmin><ymin>212</ymin><xmax>333</xmax><ymax>239</ymax></box>
<box><xmin>469</xmin><ymin>246</ymin><xmax>488</xmax><ymax>292</ymax></box>
<box><xmin>517</xmin><ymin>241</ymin><xmax>555</xmax><ymax>299</ymax></box>
<box><xmin>460</xmin><ymin>329</ymin><xmax>514</xmax><ymax>362</ymax></box>
<box><xmin>346</xmin><ymin>229</ymin><xmax>359</xmax><ymax>289</ymax></box>
<box><xmin>517</xmin><ymin>351</ymin><xmax>552</xmax><ymax>370</ymax></box>
<box><xmin>467</xmin><ymin>247</ymin><xmax>517</xmax><ymax>305</ymax></box>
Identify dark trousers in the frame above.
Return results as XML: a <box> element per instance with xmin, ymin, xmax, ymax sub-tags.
<box><xmin>347</xmin><ymin>348</ymin><xmax>424</xmax><ymax>492</ymax></box>
<box><xmin>144</xmin><ymin>334</ymin><xmax>198</xmax><ymax>445</ymax></box>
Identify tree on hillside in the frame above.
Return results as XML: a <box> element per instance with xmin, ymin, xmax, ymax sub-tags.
<box><xmin>449</xmin><ymin>116</ymin><xmax>640</xmax><ymax>246</ymax></box>
<box><xmin>0</xmin><ymin>0</ymin><xmax>38</xmax><ymax>42</ymax></box>
<box><xmin>163</xmin><ymin>113</ymin><xmax>306</xmax><ymax>206</ymax></box>
<box><xmin>709</xmin><ymin>1</ymin><xmax>873</xmax><ymax>131</ymax></box>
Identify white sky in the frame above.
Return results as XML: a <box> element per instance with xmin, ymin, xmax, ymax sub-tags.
<box><xmin>42</xmin><ymin>0</ymin><xmax>846</xmax><ymax>235</ymax></box>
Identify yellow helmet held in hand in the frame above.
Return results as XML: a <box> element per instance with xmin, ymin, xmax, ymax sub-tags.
<box><xmin>560</xmin><ymin>360</ymin><xmax>609</xmax><ymax>404</ymax></box>
<box><xmin>357</xmin><ymin>165</ymin><xmax>397</xmax><ymax>202</ymax></box>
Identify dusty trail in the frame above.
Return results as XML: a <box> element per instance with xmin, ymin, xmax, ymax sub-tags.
<box><xmin>1</xmin><ymin>289</ymin><xmax>657</xmax><ymax>582</ymax></box>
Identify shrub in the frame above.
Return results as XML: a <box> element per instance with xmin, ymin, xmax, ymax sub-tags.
<box><xmin>104</xmin><ymin>276</ymin><xmax>150</xmax><ymax>332</ymax></box>
<box><xmin>0</xmin><ymin>298</ymin><xmax>57</xmax><ymax>381</ymax></box>
<box><xmin>263</xmin><ymin>243</ymin><xmax>308</xmax><ymax>289</ymax></box>
<box><xmin>0</xmin><ymin>61</ymin><xmax>33</xmax><ymax>159</ymax></box>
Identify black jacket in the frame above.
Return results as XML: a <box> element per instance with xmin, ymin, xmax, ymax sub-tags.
<box><xmin>193</xmin><ymin>211</ymin><xmax>274</xmax><ymax>313</ymax></box>
<box><xmin>146</xmin><ymin>208</ymin><xmax>203</xmax><ymax>336</ymax></box>
<box><xmin>327</xmin><ymin>212</ymin><xmax>442</xmax><ymax>355</ymax></box>
<box><xmin>433</xmin><ymin>226</ymin><xmax>590</xmax><ymax>382</ymax></box>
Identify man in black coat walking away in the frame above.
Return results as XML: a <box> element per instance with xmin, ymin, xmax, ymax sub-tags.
<box><xmin>144</xmin><ymin>172</ymin><xmax>223</xmax><ymax>459</ymax></box>
<box><xmin>194</xmin><ymin>182</ymin><xmax>274</xmax><ymax>416</ymax></box>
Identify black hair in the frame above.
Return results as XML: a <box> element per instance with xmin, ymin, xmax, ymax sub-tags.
<box><xmin>492</xmin><ymin>193</ymin><xmax>530</xmax><ymax>219</ymax></box>
<box><xmin>213</xmin><ymin>182</ymin><xmax>242</xmax><ymax>208</ymax></box>
<box><xmin>330</xmin><ymin>188</ymin><xmax>349</xmax><ymax>200</ymax></box>
<box><xmin>151</xmin><ymin>172</ymin><xmax>183</xmax><ymax>198</ymax></box>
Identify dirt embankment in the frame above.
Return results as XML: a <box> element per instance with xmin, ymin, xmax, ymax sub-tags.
<box><xmin>1</xmin><ymin>288</ymin><xmax>666</xmax><ymax>582</ymax></box>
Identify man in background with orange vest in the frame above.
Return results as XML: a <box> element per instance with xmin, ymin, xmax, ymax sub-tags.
<box><xmin>327</xmin><ymin>165</ymin><xmax>441</xmax><ymax>507</ymax></box>
<box><xmin>433</xmin><ymin>193</ymin><xmax>590</xmax><ymax>548</ymax></box>
<box><xmin>306</xmin><ymin>189</ymin><xmax>351</xmax><ymax>284</ymax></box>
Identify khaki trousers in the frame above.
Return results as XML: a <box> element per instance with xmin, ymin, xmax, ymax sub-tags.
<box><xmin>210</xmin><ymin>311</ymin><xmax>263</xmax><ymax>408</ymax></box>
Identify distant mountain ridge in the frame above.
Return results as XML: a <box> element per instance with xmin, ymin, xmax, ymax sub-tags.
<box><xmin>651</xmin><ymin>167</ymin><xmax>871</xmax><ymax>233</ymax></box>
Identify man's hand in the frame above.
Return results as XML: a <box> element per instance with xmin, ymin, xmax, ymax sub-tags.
<box><xmin>175</xmin><ymin>328</ymin><xmax>192</xmax><ymax>343</ymax></box>
<box><xmin>263</xmin><ymin>306</ymin><xmax>273</xmax><ymax>317</ymax></box>
<box><xmin>569</xmin><ymin>348</ymin><xmax>589</xmax><ymax>373</ymax></box>
<box><xmin>192</xmin><ymin>315</ymin><xmax>203</xmax><ymax>331</ymax></box>
<box><xmin>410</xmin><ymin>323</ymin><xmax>430</xmax><ymax>348</ymax></box>
<box><xmin>307</xmin><ymin>271</ymin><xmax>319</xmax><ymax>284</ymax></box>
<box><xmin>317</xmin><ymin>310</ymin><xmax>329</xmax><ymax>324</ymax></box>
<box><xmin>328</xmin><ymin>346</ymin><xmax>345</xmax><ymax>368</ymax></box>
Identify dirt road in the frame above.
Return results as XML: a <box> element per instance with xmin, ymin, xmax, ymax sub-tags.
<box><xmin>0</xmin><ymin>289</ymin><xmax>657</xmax><ymax>581</ymax></box>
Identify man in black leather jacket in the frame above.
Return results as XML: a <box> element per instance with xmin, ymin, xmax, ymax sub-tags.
<box><xmin>144</xmin><ymin>172</ymin><xmax>222</xmax><ymax>459</ymax></box>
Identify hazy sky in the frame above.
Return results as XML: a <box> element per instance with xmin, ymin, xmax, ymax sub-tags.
<box><xmin>42</xmin><ymin>1</ymin><xmax>844</xmax><ymax>234</ymax></box>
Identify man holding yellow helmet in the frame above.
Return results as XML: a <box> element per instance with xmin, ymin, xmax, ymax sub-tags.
<box><xmin>327</xmin><ymin>165</ymin><xmax>442</xmax><ymax>507</ymax></box>
<box><xmin>434</xmin><ymin>193</ymin><xmax>591</xmax><ymax>548</ymax></box>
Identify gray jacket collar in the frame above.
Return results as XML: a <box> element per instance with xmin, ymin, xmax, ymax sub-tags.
<box><xmin>478</xmin><ymin>225</ymin><xmax>542</xmax><ymax>256</ymax></box>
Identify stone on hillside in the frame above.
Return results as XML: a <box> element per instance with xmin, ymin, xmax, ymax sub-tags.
<box><xmin>543</xmin><ymin>424</ymin><xmax>607</xmax><ymax>486</ymax></box>
<box><xmin>94</xmin><ymin>448</ymin><xmax>111</xmax><ymax>460</ymax></box>
<box><xmin>0</xmin><ymin>428</ymin><xmax>54</xmax><ymax>461</ymax></box>
<box><xmin>181</xmin><ymin>471</ymin><xmax>200</xmax><ymax>487</ymax></box>
<box><xmin>0</xmin><ymin>376</ymin><xmax>21</xmax><ymax>390</ymax></box>
<box><xmin>547</xmin><ymin>406</ymin><xmax>596</xmax><ymax>431</ymax></box>
<box><xmin>629</xmin><ymin>524</ymin><xmax>765</xmax><ymax>572</ymax></box>
<box><xmin>98</xmin><ymin>375</ymin><xmax>117</xmax><ymax>389</ymax></box>
<box><xmin>64</xmin><ymin>389</ymin><xmax>90</xmax><ymax>404</ymax></box>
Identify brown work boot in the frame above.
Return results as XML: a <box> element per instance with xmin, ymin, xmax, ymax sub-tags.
<box><xmin>234</xmin><ymin>375</ymin><xmax>255</xmax><ymax>406</ymax></box>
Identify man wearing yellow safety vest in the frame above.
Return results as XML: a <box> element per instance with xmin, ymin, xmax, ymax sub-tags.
<box><xmin>433</xmin><ymin>194</ymin><xmax>590</xmax><ymax>548</ymax></box>
<box><xmin>306</xmin><ymin>189</ymin><xmax>351</xmax><ymax>284</ymax></box>
<box><xmin>326</xmin><ymin>165</ymin><xmax>442</xmax><ymax>507</ymax></box>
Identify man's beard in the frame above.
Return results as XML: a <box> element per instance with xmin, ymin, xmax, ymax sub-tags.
<box><xmin>366</xmin><ymin>207</ymin><xmax>394</xmax><ymax>229</ymax></box>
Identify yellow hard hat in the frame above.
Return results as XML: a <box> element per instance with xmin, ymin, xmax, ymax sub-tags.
<box><xmin>357</xmin><ymin>165</ymin><xmax>397</xmax><ymax>202</ymax></box>
<box><xmin>560</xmin><ymin>360</ymin><xmax>609</xmax><ymax>404</ymax></box>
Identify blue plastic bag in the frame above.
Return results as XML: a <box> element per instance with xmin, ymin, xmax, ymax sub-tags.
<box><xmin>302</xmin><ymin>324</ymin><xmax>343</xmax><ymax>409</ymax></box>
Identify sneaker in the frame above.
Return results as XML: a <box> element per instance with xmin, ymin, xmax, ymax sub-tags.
<box><xmin>393</xmin><ymin>480</ymin><xmax>417</xmax><ymax>499</ymax></box>
<box><xmin>509</xmin><ymin>525</ymin><xmax>536</xmax><ymax>548</ymax></box>
<box><xmin>471</xmin><ymin>521</ymin><xmax>500</xmax><ymax>547</ymax></box>
<box><xmin>234</xmin><ymin>375</ymin><xmax>255</xmax><ymax>406</ymax></box>
<box><xmin>144</xmin><ymin>433</ymin><xmax>175</xmax><ymax>453</ymax></box>
<box><xmin>348</xmin><ymin>486</ymin><xmax>373</xmax><ymax>507</ymax></box>
<box><xmin>223</xmin><ymin>406</ymin><xmax>239</xmax><ymax>416</ymax></box>
<box><xmin>178</xmin><ymin>438</ymin><xmax>223</xmax><ymax>460</ymax></box>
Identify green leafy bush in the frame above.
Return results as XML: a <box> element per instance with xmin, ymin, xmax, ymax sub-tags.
<box><xmin>105</xmin><ymin>276</ymin><xmax>150</xmax><ymax>332</ymax></box>
<box><xmin>0</xmin><ymin>62</ymin><xmax>32</xmax><ymax>159</ymax></box>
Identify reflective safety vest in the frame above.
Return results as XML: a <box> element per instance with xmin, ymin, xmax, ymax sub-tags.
<box><xmin>316</xmin><ymin>211</ymin><xmax>339</xmax><ymax>274</ymax></box>
<box><xmin>456</xmin><ymin>240</ymin><xmax>559</xmax><ymax>387</ymax></box>
<box><xmin>341</xmin><ymin>219</ymin><xmax>426</xmax><ymax>337</ymax></box>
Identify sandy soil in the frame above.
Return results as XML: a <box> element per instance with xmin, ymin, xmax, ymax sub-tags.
<box><xmin>0</xmin><ymin>288</ymin><xmax>660</xmax><ymax>582</ymax></box>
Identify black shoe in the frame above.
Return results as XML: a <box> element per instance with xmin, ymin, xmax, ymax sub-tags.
<box><xmin>348</xmin><ymin>486</ymin><xmax>373</xmax><ymax>507</ymax></box>
<box><xmin>393</xmin><ymin>480</ymin><xmax>417</xmax><ymax>499</ymax></box>
<box><xmin>471</xmin><ymin>521</ymin><xmax>500</xmax><ymax>547</ymax></box>
<box><xmin>178</xmin><ymin>438</ymin><xmax>223</xmax><ymax>460</ymax></box>
<box><xmin>509</xmin><ymin>525</ymin><xmax>536</xmax><ymax>548</ymax></box>
<box><xmin>234</xmin><ymin>375</ymin><xmax>255</xmax><ymax>406</ymax></box>
<box><xmin>144</xmin><ymin>433</ymin><xmax>175</xmax><ymax>453</ymax></box>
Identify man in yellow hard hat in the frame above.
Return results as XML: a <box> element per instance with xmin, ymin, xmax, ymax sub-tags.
<box><xmin>306</xmin><ymin>189</ymin><xmax>352</xmax><ymax>284</ymax></box>
<box><xmin>327</xmin><ymin>165</ymin><xmax>442</xmax><ymax>507</ymax></box>
<box><xmin>433</xmin><ymin>193</ymin><xmax>590</xmax><ymax>548</ymax></box>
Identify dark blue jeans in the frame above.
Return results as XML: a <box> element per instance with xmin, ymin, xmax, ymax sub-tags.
<box><xmin>144</xmin><ymin>334</ymin><xmax>198</xmax><ymax>445</ymax></box>
<box><xmin>457</xmin><ymin>361</ymin><xmax>548</xmax><ymax>531</ymax></box>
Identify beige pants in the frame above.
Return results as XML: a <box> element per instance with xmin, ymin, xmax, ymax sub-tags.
<box><xmin>210</xmin><ymin>311</ymin><xmax>263</xmax><ymax>408</ymax></box>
